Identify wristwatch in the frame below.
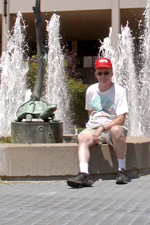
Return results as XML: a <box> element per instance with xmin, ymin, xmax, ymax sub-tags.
<box><xmin>101</xmin><ymin>125</ymin><xmax>105</xmax><ymax>132</ymax></box>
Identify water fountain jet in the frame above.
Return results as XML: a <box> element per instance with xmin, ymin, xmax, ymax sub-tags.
<box><xmin>0</xmin><ymin>11</ymin><xmax>28</xmax><ymax>135</ymax></box>
<box><xmin>44</xmin><ymin>13</ymin><xmax>71</xmax><ymax>134</ymax></box>
<box><xmin>11</xmin><ymin>0</ymin><xmax>63</xmax><ymax>143</ymax></box>
<box><xmin>99</xmin><ymin>18</ymin><xmax>150</xmax><ymax>137</ymax></box>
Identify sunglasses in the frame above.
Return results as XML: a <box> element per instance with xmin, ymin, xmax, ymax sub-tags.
<box><xmin>96</xmin><ymin>71</ymin><xmax>110</xmax><ymax>76</ymax></box>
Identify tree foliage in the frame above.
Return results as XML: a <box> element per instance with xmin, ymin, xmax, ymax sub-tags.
<box><xmin>66</xmin><ymin>78</ymin><xmax>89</xmax><ymax>127</ymax></box>
<box><xmin>26</xmin><ymin>55</ymin><xmax>46</xmax><ymax>96</ymax></box>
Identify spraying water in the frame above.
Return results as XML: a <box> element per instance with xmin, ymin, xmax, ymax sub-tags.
<box><xmin>98</xmin><ymin>28</ymin><xmax>118</xmax><ymax>82</ymax></box>
<box><xmin>44</xmin><ymin>13</ymin><xmax>71</xmax><ymax>134</ymax></box>
<box><xmin>117</xmin><ymin>24</ymin><xmax>140</xmax><ymax>136</ymax></box>
<box><xmin>99</xmin><ymin>15</ymin><xmax>150</xmax><ymax>137</ymax></box>
<box><xmin>0</xmin><ymin>11</ymin><xmax>29</xmax><ymax>135</ymax></box>
<box><xmin>138</xmin><ymin>0</ymin><xmax>150</xmax><ymax>136</ymax></box>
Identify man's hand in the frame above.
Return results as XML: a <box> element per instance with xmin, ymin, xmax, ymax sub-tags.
<box><xmin>92</xmin><ymin>127</ymin><xmax>103</xmax><ymax>144</ymax></box>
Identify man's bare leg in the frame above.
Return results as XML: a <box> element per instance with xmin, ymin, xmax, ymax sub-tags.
<box><xmin>110</xmin><ymin>125</ymin><xmax>128</xmax><ymax>184</ymax></box>
<box><xmin>67</xmin><ymin>134</ymin><xmax>94</xmax><ymax>188</ymax></box>
<box><xmin>78</xmin><ymin>134</ymin><xmax>95</xmax><ymax>174</ymax></box>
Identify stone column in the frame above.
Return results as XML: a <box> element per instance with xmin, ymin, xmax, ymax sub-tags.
<box><xmin>2</xmin><ymin>0</ymin><xmax>10</xmax><ymax>52</ymax></box>
<box><xmin>111</xmin><ymin>0</ymin><xmax>120</xmax><ymax>51</ymax></box>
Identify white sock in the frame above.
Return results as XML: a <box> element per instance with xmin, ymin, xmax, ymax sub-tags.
<box><xmin>117</xmin><ymin>158</ymin><xmax>126</xmax><ymax>171</ymax></box>
<box><xmin>79</xmin><ymin>162</ymin><xmax>89</xmax><ymax>174</ymax></box>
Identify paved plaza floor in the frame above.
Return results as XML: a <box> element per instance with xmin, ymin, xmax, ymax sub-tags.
<box><xmin>0</xmin><ymin>174</ymin><xmax>150</xmax><ymax>225</ymax></box>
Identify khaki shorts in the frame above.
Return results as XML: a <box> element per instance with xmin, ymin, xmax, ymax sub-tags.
<box><xmin>78</xmin><ymin>126</ymin><xmax>128</xmax><ymax>147</ymax></box>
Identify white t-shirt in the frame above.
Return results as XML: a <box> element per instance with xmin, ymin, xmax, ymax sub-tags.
<box><xmin>85</xmin><ymin>83</ymin><xmax>129</xmax><ymax>128</ymax></box>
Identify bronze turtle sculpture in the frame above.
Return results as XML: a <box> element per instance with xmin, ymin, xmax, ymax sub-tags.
<box><xmin>16</xmin><ymin>100</ymin><xmax>57</xmax><ymax>122</ymax></box>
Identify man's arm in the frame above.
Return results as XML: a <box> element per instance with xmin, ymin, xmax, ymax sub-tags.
<box><xmin>88</xmin><ymin>110</ymin><xmax>91</xmax><ymax>118</ymax></box>
<box><xmin>92</xmin><ymin>114</ymin><xmax>126</xmax><ymax>144</ymax></box>
<box><xmin>102</xmin><ymin>114</ymin><xmax>126</xmax><ymax>132</ymax></box>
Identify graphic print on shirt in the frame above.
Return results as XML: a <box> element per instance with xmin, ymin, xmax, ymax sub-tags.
<box><xmin>90</xmin><ymin>95</ymin><xmax>114</xmax><ymax>119</ymax></box>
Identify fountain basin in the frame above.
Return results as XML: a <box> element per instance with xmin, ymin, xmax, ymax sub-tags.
<box><xmin>0</xmin><ymin>136</ymin><xmax>149</xmax><ymax>180</ymax></box>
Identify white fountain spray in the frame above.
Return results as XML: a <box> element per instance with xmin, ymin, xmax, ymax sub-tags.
<box><xmin>0</xmin><ymin>11</ymin><xmax>29</xmax><ymax>135</ymax></box>
<box><xmin>99</xmin><ymin>23</ymin><xmax>140</xmax><ymax>136</ymax></box>
<box><xmin>117</xmin><ymin>24</ymin><xmax>140</xmax><ymax>136</ymax></box>
<box><xmin>98</xmin><ymin>27</ymin><xmax>118</xmax><ymax>82</ymax></box>
<box><xmin>138</xmin><ymin>0</ymin><xmax>150</xmax><ymax>137</ymax></box>
<box><xmin>44</xmin><ymin>13</ymin><xmax>71</xmax><ymax>134</ymax></box>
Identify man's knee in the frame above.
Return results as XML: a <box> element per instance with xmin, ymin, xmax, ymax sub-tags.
<box><xmin>110</xmin><ymin>125</ymin><xmax>124</xmax><ymax>140</ymax></box>
<box><xmin>78</xmin><ymin>134</ymin><xmax>93</xmax><ymax>147</ymax></box>
<box><xmin>78</xmin><ymin>134</ymin><xmax>90</xmax><ymax>143</ymax></box>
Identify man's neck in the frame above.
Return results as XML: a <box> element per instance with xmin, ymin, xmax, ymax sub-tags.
<box><xmin>99</xmin><ymin>82</ymin><xmax>113</xmax><ymax>92</ymax></box>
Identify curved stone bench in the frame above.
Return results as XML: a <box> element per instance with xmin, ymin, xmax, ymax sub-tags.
<box><xmin>0</xmin><ymin>136</ymin><xmax>149</xmax><ymax>180</ymax></box>
<box><xmin>90</xmin><ymin>136</ymin><xmax>150</xmax><ymax>179</ymax></box>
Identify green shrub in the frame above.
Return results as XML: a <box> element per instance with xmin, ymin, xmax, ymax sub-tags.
<box><xmin>26</xmin><ymin>55</ymin><xmax>46</xmax><ymax>96</ymax></box>
<box><xmin>4</xmin><ymin>137</ymin><xmax>11</xmax><ymax>143</ymax></box>
<box><xmin>26</xmin><ymin>55</ymin><xmax>38</xmax><ymax>91</ymax></box>
<box><xmin>0</xmin><ymin>137</ymin><xmax>11</xmax><ymax>143</ymax></box>
<box><xmin>67</xmin><ymin>78</ymin><xmax>89</xmax><ymax>127</ymax></box>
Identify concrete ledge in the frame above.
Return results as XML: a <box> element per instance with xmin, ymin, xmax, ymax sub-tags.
<box><xmin>0</xmin><ymin>136</ymin><xmax>150</xmax><ymax>180</ymax></box>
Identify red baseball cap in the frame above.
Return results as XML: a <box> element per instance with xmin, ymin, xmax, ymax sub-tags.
<box><xmin>95</xmin><ymin>58</ymin><xmax>112</xmax><ymax>70</ymax></box>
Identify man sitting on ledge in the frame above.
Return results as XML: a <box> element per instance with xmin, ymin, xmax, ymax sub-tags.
<box><xmin>67</xmin><ymin>57</ymin><xmax>129</xmax><ymax>188</ymax></box>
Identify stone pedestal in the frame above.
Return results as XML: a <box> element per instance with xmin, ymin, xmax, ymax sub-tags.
<box><xmin>11</xmin><ymin>121</ymin><xmax>63</xmax><ymax>144</ymax></box>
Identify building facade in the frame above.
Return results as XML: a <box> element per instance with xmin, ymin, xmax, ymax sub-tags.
<box><xmin>0</xmin><ymin>0</ymin><xmax>147</xmax><ymax>83</ymax></box>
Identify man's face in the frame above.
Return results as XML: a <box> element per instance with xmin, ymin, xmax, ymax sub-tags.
<box><xmin>95</xmin><ymin>68</ymin><xmax>113</xmax><ymax>85</ymax></box>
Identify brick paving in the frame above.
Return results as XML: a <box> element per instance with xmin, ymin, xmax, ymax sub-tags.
<box><xmin>0</xmin><ymin>175</ymin><xmax>150</xmax><ymax>224</ymax></box>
